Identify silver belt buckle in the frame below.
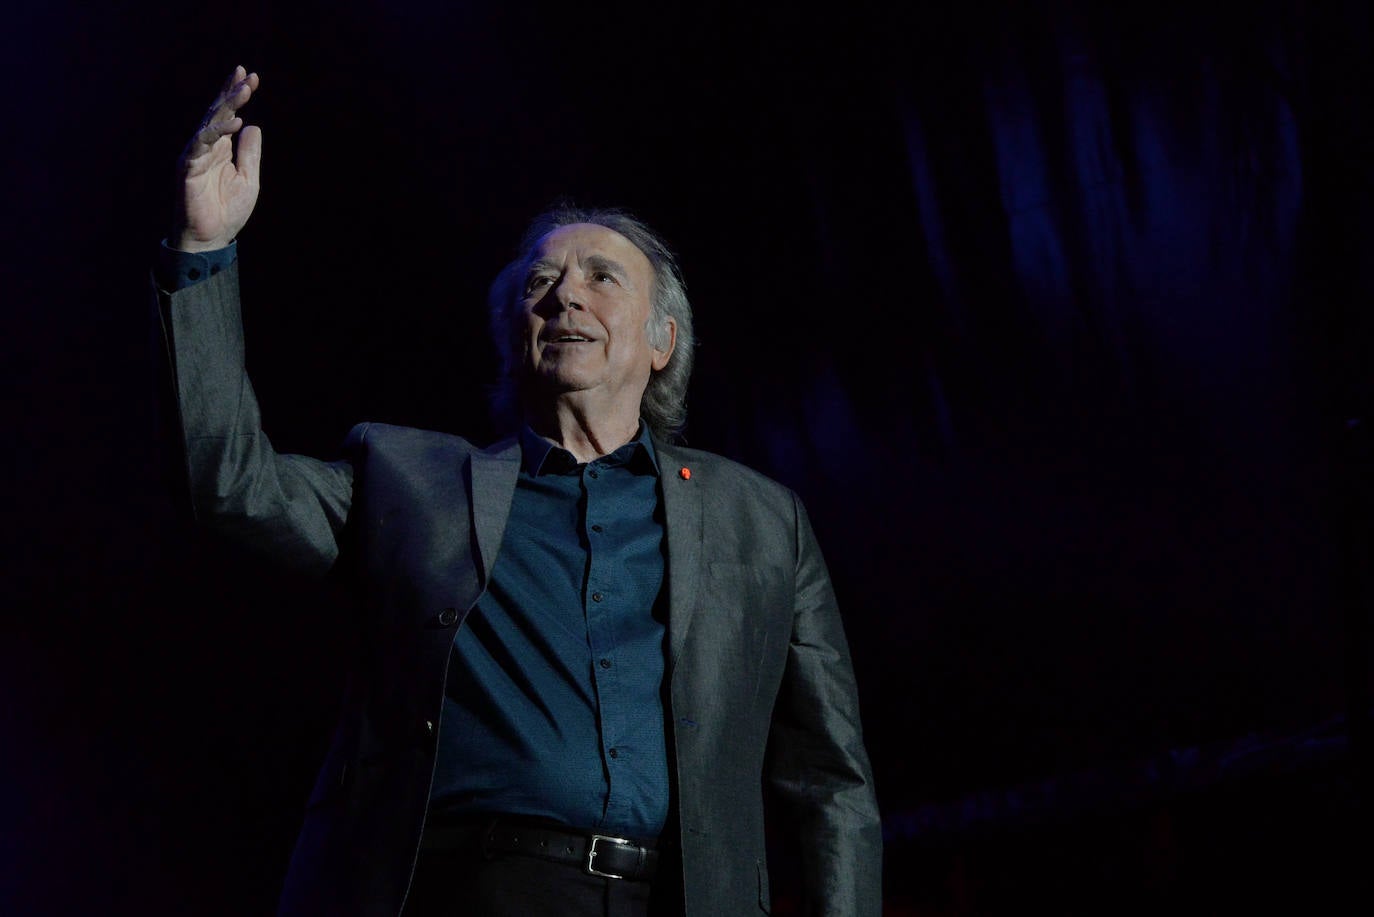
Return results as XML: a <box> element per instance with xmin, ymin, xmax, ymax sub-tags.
<box><xmin>586</xmin><ymin>834</ymin><xmax>635</xmax><ymax>879</ymax></box>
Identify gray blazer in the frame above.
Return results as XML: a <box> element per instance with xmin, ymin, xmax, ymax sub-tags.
<box><xmin>157</xmin><ymin>264</ymin><xmax>882</xmax><ymax>916</ymax></box>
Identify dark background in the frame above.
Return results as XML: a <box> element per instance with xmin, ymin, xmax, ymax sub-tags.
<box><xmin>5</xmin><ymin>1</ymin><xmax>1373</xmax><ymax>913</ymax></box>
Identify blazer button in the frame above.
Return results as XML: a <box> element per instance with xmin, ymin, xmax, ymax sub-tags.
<box><xmin>437</xmin><ymin>607</ymin><xmax>458</xmax><ymax>627</ymax></box>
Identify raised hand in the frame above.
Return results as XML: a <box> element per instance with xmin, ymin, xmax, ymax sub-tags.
<box><xmin>174</xmin><ymin>65</ymin><xmax>262</xmax><ymax>252</ymax></box>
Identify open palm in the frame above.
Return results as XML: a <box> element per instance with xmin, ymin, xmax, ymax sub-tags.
<box><xmin>175</xmin><ymin>66</ymin><xmax>262</xmax><ymax>252</ymax></box>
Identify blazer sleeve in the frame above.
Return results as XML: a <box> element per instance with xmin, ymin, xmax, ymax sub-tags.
<box><xmin>767</xmin><ymin>493</ymin><xmax>884</xmax><ymax>916</ymax></box>
<box><xmin>154</xmin><ymin>262</ymin><xmax>354</xmax><ymax>575</ymax></box>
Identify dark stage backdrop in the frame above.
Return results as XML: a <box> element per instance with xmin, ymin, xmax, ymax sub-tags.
<box><xmin>5</xmin><ymin>1</ymin><xmax>1373</xmax><ymax>914</ymax></box>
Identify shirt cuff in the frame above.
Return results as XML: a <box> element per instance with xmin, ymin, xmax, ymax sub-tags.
<box><xmin>155</xmin><ymin>240</ymin><xmax>238</xmax><ymax>291</ymax></box>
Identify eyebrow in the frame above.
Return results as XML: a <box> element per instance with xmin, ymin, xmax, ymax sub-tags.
<box><xmin>525</xmin><ymin>254</ymin><xmax>632</xmax><ymax>282</ymax></box>
<box><xmin>580</xmin><ymin>254</ymin><xmax>629</xmax><ymax>279</ymax></box>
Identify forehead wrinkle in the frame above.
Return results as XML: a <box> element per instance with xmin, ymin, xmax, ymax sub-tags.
<box><xmin>525</xmin><ymin>256</ymin><xmax>560</xmax><ymax>275</ymax></box>
<box><xmin>523</xmin><ymin>251</ymin><xmax>628</xmax><ymax>271</ymax></box>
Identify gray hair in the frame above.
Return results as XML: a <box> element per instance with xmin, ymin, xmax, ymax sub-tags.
<box><xmin>486</xmin><ymin>205</ymin><xmax>696</xmax><ymax>441</ymax></box>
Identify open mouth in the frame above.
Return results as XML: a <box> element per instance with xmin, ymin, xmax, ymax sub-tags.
<box><xmin>546</xmin><ymin>333</ymin><xmax>591</xmax><ymax>343</ymax></box>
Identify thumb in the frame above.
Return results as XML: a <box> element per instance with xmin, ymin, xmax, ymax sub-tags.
<box><xmin>237</xmin><ymin>125</ymin><xmax>263</xmax><ymax>185</ymax></box>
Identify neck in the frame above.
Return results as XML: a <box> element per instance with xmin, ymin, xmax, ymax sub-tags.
<box><xmin>523</xmin><ymin>395</ymin><xmax>643</xmax><ymax>464</ymax></box>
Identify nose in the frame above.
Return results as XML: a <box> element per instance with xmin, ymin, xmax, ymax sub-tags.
<box><xmin>554</xmin><ymin>276</ymin><xmax>585</xmax><ymax>312</ymax></box>
<box><xmin>532</xmin><ymin>275</ymin><xmax>584</xmax><ymax>318</ymax></box>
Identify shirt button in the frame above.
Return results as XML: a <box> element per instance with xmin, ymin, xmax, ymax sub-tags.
<box><xmin>591</xmin><ymin>592</ymin><xmax>603</xmax><ymax>603</ymax></box>
<box><xmin>608</xmin><ymin>747</ymin><xmax>619</xmax><ymax>759</ymax></box>
<box><xmin>588</xmin><ymin>469</ymin><xmax>600</xmax><ymax>479</ymax></box>
<box><xmin>600</xmin><ymin>658</ymin><xmax>611</xmax><ymax>669</ymax></box>
<box><xmin>591</xmin><ymin>524</ymin><xmax>603</xmax><ymax>533</ymax></box>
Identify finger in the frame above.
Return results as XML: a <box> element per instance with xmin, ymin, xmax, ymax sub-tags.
<box><xmin>205</xmin><ymin>80</ymin><xmax>252</xmax><ymax>128</ymax></box>
<box><xmin>181</xmin><ymin>120</ymin><xmax>240</xmax><ymax>171</ymax></box>
<box><xmin>181</xmin><ymin>66</ymin><xmax>259</xmax><ymax>164</ymax></box>
<box><xmin>189</xmin><ymin>115</ymin><xmax>243</xmax><ymax>155</ymax></box>
<box><xmin>201</xmin><ymin>68</ymin><xmax>258</xmax><ymax>135</ymax></box>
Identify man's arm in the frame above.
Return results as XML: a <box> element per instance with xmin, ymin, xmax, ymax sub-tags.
<box><xmin>156</xmin><ymin>67</ymin><xmax>354</xmax><ymax>575</ymax></box>
<box><xmin>767</xmin><ymin>495</ymin><xmax>884</xmax><ymax>915</ymax></box>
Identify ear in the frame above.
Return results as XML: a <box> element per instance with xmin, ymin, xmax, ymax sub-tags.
<box><xmin>650</xmin><ymin>317</ymin><xmax>677</xmax><ymax>372</ymax></box>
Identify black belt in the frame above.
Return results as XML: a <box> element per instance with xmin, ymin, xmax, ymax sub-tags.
<box><xmin>420</xmin><ymin>817</ymin><xmax>660</xmax><ymax>882</ymax></box>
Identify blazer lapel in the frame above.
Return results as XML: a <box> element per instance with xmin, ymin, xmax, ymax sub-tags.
<box><xmin>468</xmin><ymin>437</ymin><xmax>521</xmax><ymax>587</ymax></box>
<box><xmin>656</xmin><ymin>441</ymin><xmax>704</xmax><ymax>673</ymax></box>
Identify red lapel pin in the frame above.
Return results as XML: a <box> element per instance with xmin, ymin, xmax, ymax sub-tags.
<box><xmin>679</xmin><ymin>467</ymin><xmax>691</xmax><ymax>480</ymax></box>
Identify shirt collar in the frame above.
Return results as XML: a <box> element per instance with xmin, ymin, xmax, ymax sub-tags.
<box><xmin>519</xmin><ymin>422</ymin><xmax>660</xmax><ymax>477</ymax></box>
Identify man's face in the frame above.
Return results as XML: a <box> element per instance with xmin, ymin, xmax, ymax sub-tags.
<box><xmin>518</xmin><ymin>222</ymin><xmax>675</xmax><ymax>409</ymax></box>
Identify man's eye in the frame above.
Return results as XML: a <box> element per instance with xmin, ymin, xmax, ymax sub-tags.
<box><xmin>525</xmin><ymin>276</ymin><xmax>554</xmax><ymax>293</ymax></box>
<box><xmin>592</xmin><ymin>271</ymin><xmax>617</xmax><ymax>283</ymax></box>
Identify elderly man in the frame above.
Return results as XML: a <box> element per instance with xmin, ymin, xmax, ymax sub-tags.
<box><xmin>156</xmin><ymin>66</ymin><xmax>882</xmax><ymax>917</ymax></box>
